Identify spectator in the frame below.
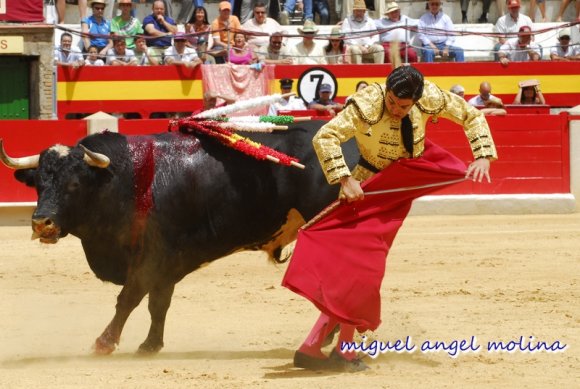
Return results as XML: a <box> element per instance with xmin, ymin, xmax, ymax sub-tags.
<box><xmin>235</xmin><ymin>0</ymin><xmax>273</xmax><ymax>24</ymax></box>
<box><xmin>498</xmin><ymin>25</ymin><xmax>541</xmax><ymax>66</ymax></box>
<box><xmin>85</xmin><ymin>45</ymin><xmax>105</xmax><ymax>66</ymax></box>
<box><xmin>308</xmin><ymin>83</ymin><xmax>343</xmax><ymax>117</ymax></box>
<box><xmin>242</xmin><ymin>2</ymin><xmax>281</xmax><ymax>50</ymax></box>
<box><xmin>81</xmin><ymin>0</ymin><xmax>113</xmax><ymax>56</ymax></box>
<box><xmin>176</xmin><ymin>1</ymin><xmax>206</xmax><ymax>24</ymax></box>
<box><xmin>312</xmin><ymin>0</ymin><xmax>331</xmax><ymax>25</ymax></box>
<box><xmin>529</xmin><ymin>0</ymin><xmax>548</xmax><ymax>22</ymax></box>
<box><xmin>111</xmin><ymin>0</ymin><xmax>143</xmax><ymax>50</ymax></box>
<box><xmin>211</xmin><ymin>1</ymin><xmax>242</xmax><ymax>64</ymax></box>
<box><xmin>106</xmin><ymin>37</ymin><xmax>137</xmax><ymax>65</ymax></box>
<box><xmin>324</xmin><ymin>27</ymin><xmax>349</xmax><ymax>64</ymax></box>
<box><xmin>493</xmin><ymin>0</ymin><xmax>533</xmax><ymax>60</ymax></box>
<box><xmin>256</xmin><ymin>32</ymin><xmax>293</xmax><ymax>64</ymax></box>
<box><xmin>280</xmin><ymin>0</ymin><xmax>314</xmax><ymax>26</ymax></box>
<box><xmin>467</xmin><ymin>81</ymin><xmax>506</xmax><ymax>115</ymax></box>
<box><xmin>229</xmin><ymin>33</ymin><xmax>258</xmax><ymax>64</ymax></box>
<box><xmin>184</xmin><ymin>6</ymin><xmax>215</xmax><ymax>63</ymax></box>
<box><xmin>134</xmin><ymin>36</ymin><xmax>160</xmax><ymax>65</ymax></box>
<box><xmin>555</xmin><ymin>0</ymin><xmax>580</xmax><ymax>22</ymax></box>
<box><xmin>374</xmin><ymin>1</ymin><xmax>419</xmax><ymax>63</ymax></box>
<box><xmin>164</xmin><ymin>32</ymin><xmax>203</xmax><ymax>68</ymax></box>
<box><xmin>550</xmin><ymin>28</ymin><xmax>580</xmax><ymax>60</ymax></box>
<box><xmin>339</xmin><ymin>0</ymin><xmax>385</xmax><ymax>20</ymax></box>
<box><xmin>55</xmin><ymin>32</ymin><xmax>85</xmax><ymax>67</ymax></box>
<box><xmin>340</xmin><ymin>0</ymin><xmax>384</xmax><ymax>64</ymax></box>
<box><xmin>287</xmin><ymin>20</ymin><xmax>327</xmax><ymax>64</ymax></box>
<box><xmin>449</xmin><ymin>84</ymin><xmax>465</xmax><ymax>98</ymax></box>
<box><xmin>513</xmin><ymin>79</ymin><xmax>546</xmax><ymax>104</ymax></box>
<box><xmin>55</xmin><ymin>0</ymin><xmax>88</xmax><ymax>24</ymax></box>
<box><xmin>418</xmin><ymin>1</ymin><xmax>464</xmax><ymax>62</ymax></box>
<box><xmin>143</xmin><ymin>0</ymin><xmax>178</xmax><ymax>61</ymax></box>
<box><xmin>268</xmin><ymin>78</ymin><xmax>307</xmax><ymax>115</ymax></box>
<box><xmin>345</xmin><ymin>80</ymin><xmax>369</xmax><ymax>104</ymax></box>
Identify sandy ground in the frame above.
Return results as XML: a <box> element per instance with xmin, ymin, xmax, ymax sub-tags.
<box><xmin>0</xmin><ymin>213</ymin><xmax>579</xmax><ymax>389</ymax></box>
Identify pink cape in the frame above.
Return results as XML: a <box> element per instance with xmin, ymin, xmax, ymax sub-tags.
<box><xmin>282</xmin><ymin>140</ymin><xmax>467</xmax><ymax>332</ymax></box>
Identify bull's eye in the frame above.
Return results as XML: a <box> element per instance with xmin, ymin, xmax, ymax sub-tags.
<box><xmin>67</xmin><ymin>179</ymin><xmax>80</xmax><ymax>192</ymax></box>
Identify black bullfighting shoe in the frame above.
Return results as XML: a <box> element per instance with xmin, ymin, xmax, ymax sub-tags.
<box><xmin>328</xmin><ymin>349</ymin><xmax>369</xmax><ymax>372</ymax></box>
<box><xmin>293</xmin><ymin>351</ymin><xmax>330</xmax><ymax>370</ymax></box>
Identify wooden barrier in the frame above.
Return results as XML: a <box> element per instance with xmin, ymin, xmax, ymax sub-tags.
<box><xmin>0</xmin><ymin>113</ymin><xmax>572</xmax><ymax>203</ymax></box>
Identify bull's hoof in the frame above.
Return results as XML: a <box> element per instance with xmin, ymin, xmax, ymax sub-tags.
<box><xmin>137</xmin><ymin>341</ymin><xmax>163</xmax><ymax>355</ymax></box>
<box><xmin>94</xmin><ymin>336</ymin><xmax>116</xmax><ymax>355</ymax></box>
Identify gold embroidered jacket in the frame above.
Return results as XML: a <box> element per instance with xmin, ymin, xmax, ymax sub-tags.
<box><xmin>313</xmin><ymin>80</ymin><xmax>498</xmax><ymax>184</ymax></box>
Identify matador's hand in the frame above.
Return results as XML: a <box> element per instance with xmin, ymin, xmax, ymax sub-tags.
<box><xmin>466</xmin><ymin>158</ymin><xmax>491</xmax><ymax>183</ymax></box>
<box><xmin>339</xmin><ymin>176</ymin><xmax>364</xmax><ymax>202</ymax></box>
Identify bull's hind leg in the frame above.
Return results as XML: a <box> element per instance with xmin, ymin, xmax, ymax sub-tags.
<box><xmin>137</xmin><ymin>283</ymin><xmax>175</xmax><ymax>354</ymax></box>
<box><xmin>94</xmin><ymin>276</ymin><xmax>149</xmax><ymax>355</ymax></box>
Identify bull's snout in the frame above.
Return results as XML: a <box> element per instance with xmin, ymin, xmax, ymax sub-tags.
<box><xmin>32</xmin><ymin>217</ymin><xmax>61</xmax><ymax>244</ymax></box>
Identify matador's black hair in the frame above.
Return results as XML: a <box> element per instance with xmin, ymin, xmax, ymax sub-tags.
<box><xmin>386</xmin><ymin>66</ymin><xmax>425</xmax><ymax>102</ymax></box>
<box><xmin>386</xmin><ymin>66</ymin><xmax>425</xmax><ymax>156</ymax></box>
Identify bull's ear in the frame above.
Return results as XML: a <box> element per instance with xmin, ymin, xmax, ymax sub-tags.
<box><xmin>14</xmin><ymin>169</ymin><xmax>37</xmax><ymax>188</ymax></box>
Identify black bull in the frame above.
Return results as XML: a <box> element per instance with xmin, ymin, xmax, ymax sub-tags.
<box><xmin>0</xmin><ymin>121</ymin><xmax>358</xmax><ymax>354</ymax></box>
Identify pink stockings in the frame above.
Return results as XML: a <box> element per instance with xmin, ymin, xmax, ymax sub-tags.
<box><xmin>298</xmin><ymin>312</ymin><xmax>357</xmax><ymax>360</ymax></box>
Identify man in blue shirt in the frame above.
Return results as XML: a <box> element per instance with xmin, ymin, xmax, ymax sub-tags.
<box><xmin>143</xmin><ymin>0</ymin><xmax>178</xmax><ymax>61</ymax></box>
<box><xmin>417</xmin><ymin>1</ymin><xmax>464</xmax><ymax>62</ymax></box>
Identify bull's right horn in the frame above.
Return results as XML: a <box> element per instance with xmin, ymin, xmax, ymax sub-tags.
<box><xmin>80</xmin><ymin>144</ymin><xmax>110</xmax><ymax>168</ymax></box>
<box><xmin>0</xmin><ymin>139</ymin><xmax>40</xmax><ymax>170</ymax></box>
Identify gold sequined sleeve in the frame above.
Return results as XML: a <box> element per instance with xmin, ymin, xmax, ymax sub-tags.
<box><xmin>312</xmin><ymin>103</ymin><xmax>365</xmax><ymax>184</ymax></box>
<box><xmin>438</xmin><ymin>89</ymin><xmax>498</xmax><ymax>161</ymax></box>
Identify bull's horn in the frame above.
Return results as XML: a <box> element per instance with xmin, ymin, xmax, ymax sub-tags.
<box><xmin>0</xmin><ymin>139</ymin><xmax>40</xmax><ymax>170</ymax></box>
<box><xmin>80</xmin><ymin>144</ymin><xmax>110</xmax><ymax>168</ymax></box>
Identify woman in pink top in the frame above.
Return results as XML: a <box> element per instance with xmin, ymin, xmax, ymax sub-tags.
<box><xmin>229</xmin><ymin>33</ymin><xmax>256</xmax><ymax>65</ymax></box>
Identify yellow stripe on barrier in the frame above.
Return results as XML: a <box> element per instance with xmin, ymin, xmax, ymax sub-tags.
<box><xmin>57</xmin><ymin>80</ymin><xmax>204</xmax><ymax>101</ymax></box>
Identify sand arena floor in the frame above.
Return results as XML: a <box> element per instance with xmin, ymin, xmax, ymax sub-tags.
<box><xmin>0</xmin><ymin>213</ymin><xmax>578</xmax><ymax>388</ymax></box>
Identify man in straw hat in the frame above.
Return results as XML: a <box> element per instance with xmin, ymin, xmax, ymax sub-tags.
<box><xmin>375</xmin><ymin>1</ymin><xmax>419</xmax><ymax>63</ymax></box>
<box><xmin>287</xmin><ymin>20</ymin><xmax>327</xmax><ymax>64</ymax></box>
<box><xmin>340</xmin><ymin>0</ymin><xmax>384</xmax><ymax>64</ymax></box>
<box><xmin>283</xmin><ymin>64</ymin><xmax>497</xmax><ymax>372</ymax></box>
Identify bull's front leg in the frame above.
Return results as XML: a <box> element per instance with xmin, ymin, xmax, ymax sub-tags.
<box><xmin>137</xmin><ymin>283</ymin><xmax>175</xmax><ymax>354</ymax></box>
<box><xmin>94</xmin><ymin>276</ymin><xmax>149</xmax><ymax>355</ymax></box>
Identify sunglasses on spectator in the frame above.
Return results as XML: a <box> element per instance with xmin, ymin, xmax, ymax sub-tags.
<box><xmin>429</xmin><ymin>2</ymin><xmax>441</xmax><ymax>5</ymax></box>
<box><xmin>93</xmin><ymin>7</ymin><xmax>105</xmax><ymax>11</ymax></box>
<box><xmin>254</xmin><ymin>11</ymin><xmax>266</xmax><ymax>14</ymax></box>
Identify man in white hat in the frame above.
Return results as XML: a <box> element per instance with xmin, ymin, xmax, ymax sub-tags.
<box><xmin>374</xmin><ymin>1</ymin><xmax>418</xmax><ymax>63</ymax></box>
<box><xmin>550</xmin><ymin>28</ymin><xmax>580</xmax><ymax>61</ymax></box>
<box><xmin>340</xmin><ymin>0</ymin><xmax>384</xmax><ymax>64</ymax></box>
<box><xmin>287</xmin><ymin>20</ymin><xmax>327</xmax><ymax>64</ymax></box>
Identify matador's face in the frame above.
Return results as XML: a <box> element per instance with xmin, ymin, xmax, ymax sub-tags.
<box><xmin>385</xmin><ymin>90</ymin><xmax>414</xmax><ymax>120</ymax></box>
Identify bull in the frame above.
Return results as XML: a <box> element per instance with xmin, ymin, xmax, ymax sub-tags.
<box><xmin>0</xmin><ymin>121</ymin><xmax>358</xmax><ymax>355</ymax></box>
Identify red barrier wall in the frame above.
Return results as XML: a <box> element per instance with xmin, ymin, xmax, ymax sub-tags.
<box><xmin>0</xmin><ymin>113</ymin><xmax>571</xmax><ymax>203</ymax></box>
<box><xmin>56</xmin><ymin>62</ymin><xmax>580</xmax><ymax>119</ymax></box>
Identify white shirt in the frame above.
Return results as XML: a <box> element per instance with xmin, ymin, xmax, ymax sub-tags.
<box><xmin>341</xmin><ymin>15</ymin><xmax>380</xmax><ymax>46</ymax></box>
<box><xmin>106</xmin><ymin>48</ymin><xmax>136</xmax><ymax>65</ymax></box>
<box><xmin>287</xmin><ymin>41</ymin><xmax>327</xmax><ymax>65</ymax></box>
<box><xmin>468</xmin><ymin>94</ymin><xmax>500</xmax><ymax>106</ymax></box>
<box><xmin>268</xmin><ymin>96</ymin><xmax>307</xmax><ymax>116</ymax></box>
<box><xmin>374</xmin><ymin>15</ymin><xmax>418</xmax><ymax>44</ymax></box>
<box><xmin>242</xmin><ymin>17</ymin><xmax>281</xmax><ymax>48</ymax></box>
<box><xmin>54</xmin><ymin>46</ymin><xmax>84</xmax><ymax>64</ymax></box>
<box><xmin>164</xmin><ymin>46</ymin><xmax>199</xmax><ymax>64</ymax></box>
<box><xmin>494</xmin><ymin>13</ymin><xmax>533</xmax><ymax>39</ymax></box>
<box><xmin>499</xmin><ymin>38</ymin><xmax>541</xmax><ymax>61</ymax></box>
<box><xmin>550</xmin><ymin>43</ymin><xmax>580</xmax><ymax>58</ymax></box>
<box><xmin>418</xmin><ymin>11</ymin><xmax>456</xmax><ymax>46</ymax></box>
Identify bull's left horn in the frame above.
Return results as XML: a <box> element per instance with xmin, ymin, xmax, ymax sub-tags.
<box><xmin>80</xmin><ymin>144</ymin><xmax>110</xmax><ymax>168</ymax></box>
<box><xmin>0</xmin><ymin>139</ymin><xmax>40</xmax><ymax>170</ymax></box>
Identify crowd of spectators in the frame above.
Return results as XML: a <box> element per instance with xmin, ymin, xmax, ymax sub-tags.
<box><xmin>53</xmin><ymin>0</ymin><xmax>580</xmax><ymax>67</ymax></box>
